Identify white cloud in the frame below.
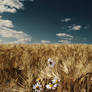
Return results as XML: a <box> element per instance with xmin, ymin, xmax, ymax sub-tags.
<box><xmin>0</xmin><ymin>29</ymin><xmax>32</xmax><ymax>43</ymax></box>
<box><xmin>0</xmin><ymin>19</ymin><xmax>14</xmax><ymax>28</ymax></box>
<box><xmin>58</xmin><ymin>40</ymin><xmax>71</xmax><ymax>44</ymax></box>
<box><xmin>68</xmin><ymin>24</ymin><xmax>82</xmax><ymax>31</ymax></box>
<box><xmin>9</xmin><ymin>37</ymin><xmax>31</xmax><ymax>43</ymax></box>
<box><xmin>72</xmin><ymin>25</ymin><xmax>81</xmax><ymax>30</ymax></box>
<box><xmin>61</xmin><ymin>18</ymin><xmax>71</xmax><ymax>22</ymax></box>
<box><xmin>56</xmin><ymin>33</ymin><xmax>73</xmax><ymax>38</ymax></box>
<box><xmin>0</xmin><ymin>17</ymin><xmax>32</xmax><ymax>43</ymax></box>
<box><xmin>56</xmin><ymin>33</ymin><xmax>73</xmax><ymax>44</ymax></box>
<box><xmin>41</xmin><ymin>40</ymin><xmax>50</xmax><ymax>44</ymax></box>
<box><xmin>0</xmin><ymin>0</ymin><xmax>34</xmax><ymax>13</ymax></box>
<box><xmin>0</xmin><ymin>0</ymin><xmax>32</xmax><ymax>43</ymax></box>
<box><xmin>0</xmin><ymin>0</ymin><xmax>24</xmax><ymax>13</ymax></box>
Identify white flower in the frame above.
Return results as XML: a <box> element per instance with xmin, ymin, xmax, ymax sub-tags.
<box><xmin>51</xmin><ymin>78</ymin><xmax>60</xmax><ymax>84</ymax></box>
<box><xmin>53</xmin><ymin>84</ymin><xmax>58</xmax><ymax>89</ymax></box>
<box><xmin>48</xmin><ymin>58</ymin><xmax>55</xmax><ymax>67</ymax></box>
<box><xmin>46</xmin><ymin>83</ymin><xmax>57</xmax><ymax>90</ymax></box>
<box><xmin>48</xmin><ymin>58</ymin><xmax>52</xmax><ymax>62</ymax></box>
<box><xmin>46</xmin><ymin>83</ymin><xmax>53</xmax><ymax>89</ymax></box>
<box><xmin>33</xmin><ymin>83</ymin><xmax>43</xmax><ymax>92</ymax></box>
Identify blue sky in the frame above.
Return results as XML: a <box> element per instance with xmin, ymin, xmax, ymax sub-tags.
<box><xmin>0</xmin><ymin>0</ymin><xmax>91</xmax><ymax>44</ymax></box>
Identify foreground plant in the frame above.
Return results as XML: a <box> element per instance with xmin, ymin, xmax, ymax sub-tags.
<box><xmin>51</xmin><ymin>78</ymin><xmax>61</xmax><ymax>84</ymax></box>
<box><xmin>32</xmin><ymin>58</ymin><xmax>61</xmax><ymax>92</ymax></box>
<box><xmin>45</xmin><ymin>83</ymin><xmax>59</xmax><ymax>91</ymax></box>
<box><xmin>33</xmin><ymin>82</ymin><xmax>43</xmax><ymax>92</ymax></box>
<box><xmin>48</xmin><ymin>58</ymin><xmax>56</xmax><ymax>67</ymax></box>
<box><xmin>46</xmin><ymin>83</ymin><xmax>54</xmax><ymax>90</ymax></box>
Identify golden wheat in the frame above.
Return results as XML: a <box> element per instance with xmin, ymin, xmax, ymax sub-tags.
<box><xmin>0</xmin><ymin>44</ymin><xmax>91</xmax><ymax>92</ymax></box>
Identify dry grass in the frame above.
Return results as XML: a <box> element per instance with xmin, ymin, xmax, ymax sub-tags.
<box><xmin>0</xmin><ymin>44</ymin><xmax>91</xmax><ymax>92</ymax></box>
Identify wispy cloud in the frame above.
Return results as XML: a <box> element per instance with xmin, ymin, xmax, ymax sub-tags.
<box><xmin>56</xmin><ymin>33</ymin><xmax>73</xmax><ymax>38</ymax></box>
<box><xmin>61</xmin><ymin>18</ymin><xmax>71</xmax><ymax>22</ymax></box>
<box><xmin>56</xmin><ymin>33</ymin><xmax>73</xmax><ymax>44</ymax></box>
<box><xmin>0</xmin><ymin>18</ymin><xmax>14</xmax><ymax>28</ymax></box>
<box><xmin>72</xmin><ymin>25</ymin><xmax>82</xmax><ymax>30</ymax></box>
<box><xmin>0</xmin><ymin>0</ymin><xmax>24</xmax><ymax>13</ymax></box>
<box><xmin>68</xmin><ymin>24</ymin><xmax>82</xmax><ymax>31</ymax></box>
<box><xmin>0</xmin><ymin>0</ymin><xmax>32</xmax><ymax>43</ymax></box>
<box><xmin>41</xmin><ymin>40</ymin><xmax>50</xmax><ymax>44</ymax></box>
<box><xmin>0</xmin><ymin>17</ymin><xmax>31</xmax><ymax>43</ymax></box>
<box><xmin>58</xmin><ymin>40</ymin><xmax>71</xmax><ymax>44</ymax></box>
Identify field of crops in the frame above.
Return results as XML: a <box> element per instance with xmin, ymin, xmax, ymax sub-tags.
<box><xmin>0</xmin><ymin>44</ymin><xmax>91</xmax><ymax>92</ymax></box>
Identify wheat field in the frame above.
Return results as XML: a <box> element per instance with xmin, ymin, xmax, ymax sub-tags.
<box><xmin>0</xmin><ymin>44</ymin><xmax>91</xmax><ymax>92</ymax></box>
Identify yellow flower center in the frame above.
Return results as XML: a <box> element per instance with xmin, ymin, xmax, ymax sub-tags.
<box><xmin>37</xmin><ymin>78</ymin><xmax>41</xmax><ymax>81</ymax></box>
<box><xmin>56</xmin><ymin>80</ymin><xmax>58</xmax><ymax>83</ymax></box>
<box><xmin>49</xmin><ymin>84</ymin><xmax>53</xmax><ymax>88</ymax></box>
<box><xmin>36</xmin><ymin>86</ymin><xmax>39</xmax><ymax>89</ymax></box>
